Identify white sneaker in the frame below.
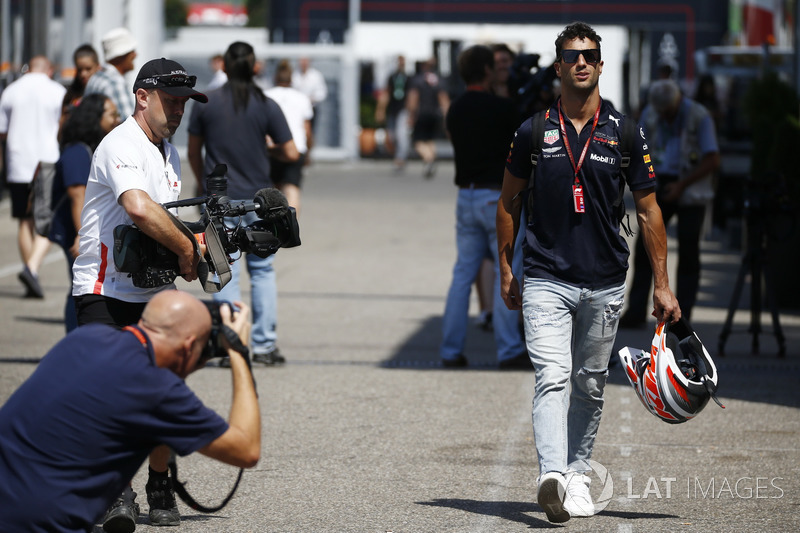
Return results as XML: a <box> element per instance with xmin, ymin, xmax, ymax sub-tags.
<box><xmin>536</xmin><ymin>472</ymin><xmax>570</xmax><ymax>523</ymax></box>
<box><xmin>563</xmin><ymin>472</ymin><xmax>595</xmax><ymax>517</ymax></box>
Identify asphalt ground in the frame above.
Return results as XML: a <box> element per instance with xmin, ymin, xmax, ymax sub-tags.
<box><xmin>0</xmin><ymin>159</ymin><xmax>798</xmax><ymax>532</ymax></box>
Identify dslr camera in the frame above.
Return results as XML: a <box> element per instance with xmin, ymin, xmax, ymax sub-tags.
<box><xmin>200</xmin><ymin>300</ymin><xmax>245</xmax><ymax>363</ymax></box>
<box><xmin>113</xmin><ymin>164</ymin><xmax>300</xmax><ymax>292</ymax></box>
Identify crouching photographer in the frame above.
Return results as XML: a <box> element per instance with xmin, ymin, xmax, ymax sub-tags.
<box><xmin>0</xmin><ymin>291</ymin><xmax>259</xmax><ymax>532</ymax></box>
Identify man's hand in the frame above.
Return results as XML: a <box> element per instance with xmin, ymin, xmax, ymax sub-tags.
<box><xmin>652</xmin><ymin>286</ymin><xmax>681</xmax><ymax>324</ymax></box>
<box><xmin>220</xmin><ymin>301</ymin><xmax>251</xmax><ymax>359</ymax></box>
<box><xmin>500</xmin><ymin>275</ymin><xmax>522</xmax><ymax>311</ymax></box>
<box><xmin>179</xmin><ymin>250</ymin><xmax>201</xmax><ymax>283</ymax></box>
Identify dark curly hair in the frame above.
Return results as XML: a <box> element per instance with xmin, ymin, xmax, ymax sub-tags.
<box><xmin>60</xmin><ymin>93</ymin><xmax>109</xmax><ymax>152</ymax></box>
<box><xmin>457</xmin><ymin>45</ymin><xmax>494</xmax><ymax>85</ymax></box>
<box><xmin>555</xmin><ymin>22</ymin><xmax>602</xmax><ymax>61</ymax></box>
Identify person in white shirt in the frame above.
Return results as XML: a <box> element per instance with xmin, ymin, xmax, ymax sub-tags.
<box><xmin>265</xmin><ymin>59</ymin><xmax>313</xmax><ymax>213</ymax></box>
<box><xmin>206</xmin><ymin>53</ymin><xmax>228</xmax><ymax>91</ymax></box>
<box><xmin>0</xmin><ymin>55</ymin><xmax>66</xmax><ymax>298</ymax></box>
<box><xmin>71</xmin><ymin>57</ymin><xmax>207</xmax><ymax>532</ymax></box>
<box><xmin>291</xmin><ymin>56</ymin><xmax>327</xmax><ymax>163</ymax></box>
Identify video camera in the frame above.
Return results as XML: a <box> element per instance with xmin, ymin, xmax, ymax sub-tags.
<box><xmin>113</xmin><ymin>164</ymin><xmax>300</xmax><ymax>292</ymax></box>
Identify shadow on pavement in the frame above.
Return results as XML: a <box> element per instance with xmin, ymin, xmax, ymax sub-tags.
<box><xmin>416</xmin><ymin>498</ymin><xmax>677</xmax><ymax>528</ymax></box>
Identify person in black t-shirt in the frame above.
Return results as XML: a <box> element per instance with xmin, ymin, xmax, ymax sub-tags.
<box><xmin>406</xmin><ymin>58</ymin><xmax>449</xmax><ymax>178</ymax></box>
<box><xmin>375</xmin><ymin>55</ymin><xmax>411</xmax><ymax>172</ymax></box>
<box><xmin>439</xmin><ymin>45</ymin><xmax>527</xmax><ymax>369</ymax></box>
<box><xmin>497</xmin><ymin>22</ymin><xmax>680</xmax><ymax>523</ymax></box>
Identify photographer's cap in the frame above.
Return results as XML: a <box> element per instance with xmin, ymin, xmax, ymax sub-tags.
<box><xmin>133</xmin><ymin>58</ymin><xmax>208</xmax><ymax>103</ymax></box>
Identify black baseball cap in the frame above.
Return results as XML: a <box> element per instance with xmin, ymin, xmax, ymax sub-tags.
<box><xmin>133</xmin><ymin>58</ymin><xmax>208</xmax><ymax>103</ymax></box>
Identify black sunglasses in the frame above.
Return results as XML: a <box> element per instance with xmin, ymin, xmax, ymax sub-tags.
<box><xmin>560</xmin><ymin>49</ymin><xmax>601</xmax><ymax>64</ymax></box>
<box><xmin>141</xmin><ymin>73</ymin><xmax>198</xmax><ymax>88</ymax></box>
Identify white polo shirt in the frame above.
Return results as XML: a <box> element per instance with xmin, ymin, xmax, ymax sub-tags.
<box><xmin>0</xmin><ymin>72</ymin><xmax>65</xmax><ymax>184</ymax></box>
<box><xmin>72</xmin><ymin>116</ymin><xmax>183</xmax><ymax>302</ymax></box>
<box><xmin>264</xmin><ymin>86</ymin><xmax>313</xmax><ymax>154</ymax></box>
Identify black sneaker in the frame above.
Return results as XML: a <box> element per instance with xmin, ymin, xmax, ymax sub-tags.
<box><xmin>18</xmin><ymin>266</ymin><xmax>44</xmax><ymax>299</ymax></box>
<box><xmin>441</xmin><ymin>354</ymin><xmax>468</xmax><ymax>368</ymax></box>
<box><xmin>253</xmin><ymin>346</ymin><xmax>286</xmax><ymax>365</ymax></box>
<box><xmin>146</xmin><ymin>474</ymin><xmax>180</xmax><ymax>526</ymax></box>
<box><xmin>103</xmin><ymin>490</ymin><xmax>140</xmax><ymax>533</ymax></box>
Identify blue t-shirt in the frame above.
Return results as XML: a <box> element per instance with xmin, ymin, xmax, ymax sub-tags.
<box><xmin>188</xmin><ymin>85</ymin><xmax>293</xmax><ymax>199</ymax></box>
<box><xmin>505</xmin><ymin>99</ymin><xmax>655</xmax><ymax>288</ymax></box>
<box><xmin>48</xmin><ymin>142</ymin><xmax>92</xmax><ymax>249</ymax></box>
<box><xmin>0</xmin><ymin>324</ymin><xmax>228</xmax><ymax>532</ymax></box>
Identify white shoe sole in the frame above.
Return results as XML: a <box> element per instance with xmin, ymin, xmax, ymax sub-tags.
<box><xmin>537</xmin><ymin>477</ymin><xmax>570</xmax><ymax>523</ymax></box>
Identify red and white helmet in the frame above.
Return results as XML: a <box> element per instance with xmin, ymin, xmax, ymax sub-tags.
<box><xmin>618</xmin><ymin>318</ymin><xmax>725</xmax><ymax>424</ymax></box>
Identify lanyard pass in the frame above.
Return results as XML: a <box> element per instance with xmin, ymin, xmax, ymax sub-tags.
<box><xmin>573</xmin><ymin>184</ymin><xmax>585</xmax><ymax>213</ymax></box>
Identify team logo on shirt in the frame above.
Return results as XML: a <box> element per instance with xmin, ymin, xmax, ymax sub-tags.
<box><xmin>593</xmin><ymin>133</ymin><xmax>619</xmax><ymax>147</ymax></box>
<box><xmin>590</xmin><ymin>153</ymin><xmax>615</xmax><ymax>165</ymax></box>
<box><xmin>116</xmin><ymin>164</ymin><xmax>138</xmax><ymax>170</ymax></box>
<box><xmin>542</xmin><ymin>146</ymin><xmax>562</xmax><ymax>153</ymax></box>
<box><xmin>544</xmin><ymin>129</ymin><xmax>559</xmax><ymax>145</ymax></box>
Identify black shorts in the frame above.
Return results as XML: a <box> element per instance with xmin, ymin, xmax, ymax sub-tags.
<box><xmin>271</xmin><ymin>153</ymin><xmax>306</xmax><ymax>188</ymax></box>
<box><xmin>75</xmin><ymin>294</ymin><xmax>147</xmax><ymax>329</ymax></box>
<box><xmin>412</xmin><ymin>112</ymin><xmax>441</xmax><ymax>142</ymax></box>
<box><xmin>8</xmin><ymin>183</ymin><xmax>32</xmax><ymax>219</ymax></box>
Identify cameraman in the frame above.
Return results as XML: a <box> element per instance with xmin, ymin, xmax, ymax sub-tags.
<box><xmin>0</xmin><ymin>291</ymin><xmax>260</xmax><ymax>532</ymax></box>
<box><xmin>71</xmin><ymin>58</ymin><xmax>208</xmax><ymax>530</ymax></box>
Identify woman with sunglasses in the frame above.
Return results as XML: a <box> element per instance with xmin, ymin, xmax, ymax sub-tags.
<box><xmin>497</xmin><ymin>21</ymin><xmax>679</xmax><ymax>523</ymax></box>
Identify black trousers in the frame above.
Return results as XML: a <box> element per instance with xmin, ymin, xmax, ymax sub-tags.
<box><xmin>75</xmin><ymin>294</ymin><xmax>147</xmax><ymax>329</ymax></box>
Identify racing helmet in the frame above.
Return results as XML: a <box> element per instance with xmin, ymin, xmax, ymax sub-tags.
<box><xmin>618</xmin><ymin>318</ymin><xmax>725</xmax><ymax>424</ymax></box>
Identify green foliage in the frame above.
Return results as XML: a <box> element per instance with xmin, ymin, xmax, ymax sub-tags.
<box><xmin>360</xmin><ymin>98</ymin><xmax>378</xmax><ymax>129</ymax></box>
<box><xmin>164</xmin><ymin>0</ymin><xmax>188</xmax><ymax>28</ymax></box>
<box><xmin>246</xmin><ymin>0</ymin><xmax>269</xmax><ymax>28</ymax></box>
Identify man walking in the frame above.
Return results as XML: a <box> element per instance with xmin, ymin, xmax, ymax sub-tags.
<box><xmin>440</xmin><ymin>45</ymin><xmax>527</xmax><ymax>369</ymax></box>
<box><xmin>496</xmin><ymin>22</ymin><xmax>680</xmax><ymax>523</ymax></box>
<box><xmin>620</xmin><ymin>79</ymin><xmax>720</xmax><ymax>326</ymax></box>
<box><xmin>0</xmin><ymin>55</ymin><xmax>65</xmax><ymax>298</ymax></box>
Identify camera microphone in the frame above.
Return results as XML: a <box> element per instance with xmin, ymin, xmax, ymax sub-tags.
<box><xmin>253</xmin><ymin>188</ymin><xmax>289</xmax><ymax>221</ymax></box>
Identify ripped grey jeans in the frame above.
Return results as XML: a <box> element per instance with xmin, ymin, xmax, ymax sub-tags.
<box><xmin>521</xmin><ymin>277</ymin><xmax>625</xmax><ymax>476</ymax></box>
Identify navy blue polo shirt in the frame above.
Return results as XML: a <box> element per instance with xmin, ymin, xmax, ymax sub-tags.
<box><xmin>0</xmin><ymin>324</ymin><xmax>228</xmax><ymax>532</ymax></box>
<box><xmin>506</xmin><ymin>98</ymin><xmax>655</xmax><ymax>288</ymax></box>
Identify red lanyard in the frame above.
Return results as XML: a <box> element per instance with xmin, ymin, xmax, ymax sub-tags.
<box><xmin>557</xmin><ymin>99</ymin><xmax>601</xmax><ymax>185</ymax></box>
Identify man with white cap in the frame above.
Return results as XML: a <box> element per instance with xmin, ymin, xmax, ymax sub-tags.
<box><xmin>85</xmin><ymin>27</ymin><xmax>138</xmax><ymax>119</ymax></box>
